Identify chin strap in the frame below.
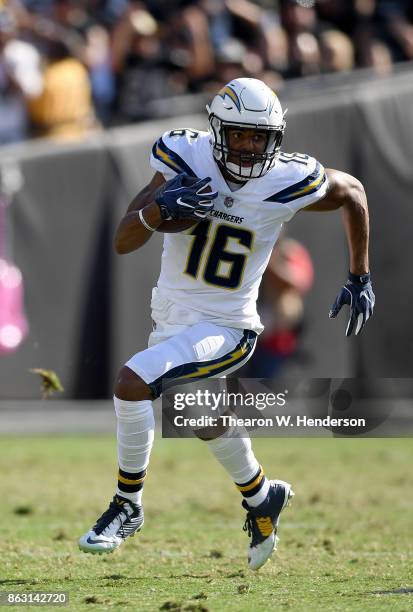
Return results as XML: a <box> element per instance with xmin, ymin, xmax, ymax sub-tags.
<box><xmin>226</xmin><ymin>160</ymin><xmax>263</xmax><ymax>180</ymax></box>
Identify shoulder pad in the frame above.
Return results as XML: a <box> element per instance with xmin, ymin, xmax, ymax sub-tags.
<box><xmin>151</xmin><ymin>130</ymin><xmax>198</xmax><ymax>177</ymax></box>
<box><xmin>265</xmin><ymin>154</ymin><xmax>327</xmax><ymax>204</ymax></box>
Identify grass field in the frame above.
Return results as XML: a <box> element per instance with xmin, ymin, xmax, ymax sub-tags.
<box><xmin>1</xmin><ymin>435</ymin><xmax>412</xmax><ymax>611</ymax></box>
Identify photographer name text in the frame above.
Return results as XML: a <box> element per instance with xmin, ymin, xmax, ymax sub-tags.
<box><xmin>173</xmin><ymin>415</ymin><xmax>366</xmax><ymax>428</ymax></box>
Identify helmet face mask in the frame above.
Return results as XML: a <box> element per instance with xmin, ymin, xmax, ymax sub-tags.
<box><xmin>207</xmin><ymin>78</ymin><xmax>286</xmax><ymax>180</ymax></box>
<box><xmin>209</xmin><ymin>116</ymin><xmax>285</xmax><ymax>179</ymax></box>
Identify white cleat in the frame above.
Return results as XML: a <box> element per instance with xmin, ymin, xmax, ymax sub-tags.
<box><xmin>78</xmin><ymin>495</ymin><xmax>144</xmax><ymax>555</ymax></box>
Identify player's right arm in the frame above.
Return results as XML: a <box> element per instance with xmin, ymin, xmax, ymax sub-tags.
<box><xmin>115</xmin><ymin>130</ymin><xmax>217</xmax><ymax>255</ymax></box>
<box><xmin>114</xmin><ymin>170</ymin><xmax>217</xmax><ymax>254</ymax></box>
<box><xmin>114</xmin><ymin>171</ymin><xmax>166</xmax><ymax>255</ymax></box>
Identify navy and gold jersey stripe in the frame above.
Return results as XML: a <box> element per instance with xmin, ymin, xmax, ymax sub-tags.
<box><xmin>149</xmin><ymin>329</ymin><xmax>257</xmax><ymax>399</ymax></box>
<box><xmin>265</xmin><ymin>162</ymin><xmax>326</xmax><ymax>204</ymax></box>
<box><xmin>152</xmin><ymin>137</ymin><xmax>196</xmax><ymax>177</ymax></box>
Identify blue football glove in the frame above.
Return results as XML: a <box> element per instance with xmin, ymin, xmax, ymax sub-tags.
<box><xmin>329</xmin><ymin>272</ymin><xmax>375</xmax><ymax>337</ymax></box>
<box><xmin>154</xmin><ymin>174</ymin><xmax>218</xmax><ymax>221</ymax></box>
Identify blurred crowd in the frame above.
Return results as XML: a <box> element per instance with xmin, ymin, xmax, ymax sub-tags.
<box><xmin>1</xmin><ymin>0</ymin><xmax>413</xmax><ymax>143</ymax></box>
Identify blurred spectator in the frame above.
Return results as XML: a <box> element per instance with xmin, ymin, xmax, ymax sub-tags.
<box><xmin>280</xmin><ymin>0</ymin><xmax>322</xmax><ymax>77</ymax></box>
<box><xmin>290</xmin><ymin>31</ymin><xmax>321</xmax><ymax>77</ymax></box>
<box><xmin>0</xmin><ymin>0</ymin><xmax>412</xmax><ymax>143</ymax></box>
<box><xmin>27</xmin><ymin>36</ymin><xmax>96</xmax><ymax>139</ymax></box>
<box><xmin>0</xmin><ymin>7</ymin><xmax>42</xmax><ymax>144</ymax></box>
<box><xmin>320</xmin><ymin>29</ymin><xmax>355</xmax><ymax>73</ymax></box>
<box><xmin>199</xmin><ymin>0</ymin><xmax>232</xmax><ymax>51</ymax></box>
<box><xmin>316</xmin><ymin>0</ymin><xmax>356</xmax><ymax>35</ymax></box>
<box><xmin>369</xmin><ymin>39</ymin><xmax>393</xmax><ymax>75</ymax></box>
<box><xmin>205</xmin><ymin>37</ymin><xmax>248</xmax><ymax>91</ymax></box>
<box><xmin>86</xmin><ymin>0</ymin><xmax>130</xmax><ymax>29</ymax></box>
<box><xmin>174</xmin><ymin>3</ymin><xmax>215</xmax><ymax>83</ymax></box>
<box><xmin>281</xmin><ymin>0</ymin><xmax>317</xmax><ymax>34</ymax></box>
<box><xmin>376</xmin><ymin>0</ymin><xmax>413</xmax><ymax>61</ymax></box>
<box><xmin>111</xmin><ymin>6</ymin><xmax>179</xmax><ymax>122</ymax></box>
<box><xmin>245</xmin><ymin>237</ymin><xmax>314</xmax><ymax>378</ymax></box>
<box><xmin>84</xmin><ymin>24</ymin><xmax>115</xmax><ymax>124</ymax></box>
<box><xmin>261</xmin><ymin>23</ymin><xmax>289</xmax><ymax>75</ymax></box>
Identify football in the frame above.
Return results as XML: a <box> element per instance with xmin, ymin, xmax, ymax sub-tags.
<box><xmin>156</xmin><ymin>179</ymin><xmax>212</xmax><ymax>233</ymax></box>
<box><xmin>156</xmin><ymin>218</ymin><xmax>200</xmax><ymax>233</ymax></box>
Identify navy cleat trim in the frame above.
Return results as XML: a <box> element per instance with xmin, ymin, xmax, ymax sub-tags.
<box><xmin>86</xmin><ymin>536</ymin><xmax>108</xmax><ymax>545</ymax></box>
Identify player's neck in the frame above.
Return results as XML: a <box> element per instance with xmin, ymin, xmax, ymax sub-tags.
<box><xmin>218</xmin><ymin>162</ymin><xmax>249</xmax><ymax>190</ymax></box>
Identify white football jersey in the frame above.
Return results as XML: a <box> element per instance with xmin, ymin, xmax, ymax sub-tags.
<box><xmin>149</xmin><ymin>129</ymin><xmax>329</xmax><ymax>333</ymax></box>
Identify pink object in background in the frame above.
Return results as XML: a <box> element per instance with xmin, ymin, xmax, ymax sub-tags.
<box><xmin>0</xmin><ymin>257</ymin><xmax>28</xmax><ymax>353</ymax></box>
<box><xmin>0</xmin><ymin>176</ymin><xmax>28</xmax><ymax>353</ymax></box>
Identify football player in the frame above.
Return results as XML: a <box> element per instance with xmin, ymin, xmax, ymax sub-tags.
<box><xmin>79</xmin><ymin>78</ymin><xmax>375</xmax><ymax>570</ymax></box>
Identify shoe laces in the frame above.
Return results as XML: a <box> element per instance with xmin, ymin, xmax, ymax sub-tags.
<box><xmin>242</xmin><ymin>500</ymin><xmax>274</xmax><ymax>544</ymax></box>
<box><xmin>243</xmin><ymin>512</ymin><xmax>253</xmax><ymax>539</ymax></box>
<box><xmin>243</xmin><ymin>500</ymin><xmax>261</xmax><ymax>543</ymax></box>
<box><xmin>94</xmin><ymin>497</ymin><xmax>130</xmax><ymax>536</ymax></box>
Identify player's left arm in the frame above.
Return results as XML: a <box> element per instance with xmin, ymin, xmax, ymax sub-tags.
<box><xmin>303</xmin><ymin>168</ymin><xmax>375</xmax><ymax>336</ymax></box>
<box><xmin>304</xmin><ymin>169</ymin><xmax>369</xmax><ymax>275</ymax></box>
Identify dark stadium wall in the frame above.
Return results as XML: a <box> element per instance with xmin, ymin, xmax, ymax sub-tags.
<box><xmin>0</xmin><ymin>142</ymin><xmax>118</xmax><ymax>398</ymax></box>
<box><xmin>351</xmin><ymin>79</ymin><xmax>413</xmax><ymax>377</ymax></box>
<box><xmin>0</xmin><ymin>70</ymin><xmax>412</xmax><ymax>398</ymax></box>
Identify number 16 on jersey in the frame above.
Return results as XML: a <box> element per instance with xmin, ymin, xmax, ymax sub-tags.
<box><xmin>184</xmin><ymin>220</ymin><xmax>254</xmax><ymax>290</ymax></box>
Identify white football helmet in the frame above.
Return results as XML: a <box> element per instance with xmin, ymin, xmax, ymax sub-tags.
<box><xmin>206</xmin><ymin>78</ymin><xmax>287</xmax><ymax>180</ymax></box>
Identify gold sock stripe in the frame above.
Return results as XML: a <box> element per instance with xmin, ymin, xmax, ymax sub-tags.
<box><xmin>118</xmin><ymin>472</ymin><xmax>146</xmax><ymax>486</ymax></box>
<box><xmin>236</xmin><ymin>468</ymin><xmax>264</xmax><ymax>493</ymax></box>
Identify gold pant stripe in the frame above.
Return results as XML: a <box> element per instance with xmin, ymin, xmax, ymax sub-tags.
<box><xmin>181</xmin><ymin>343</ymin><xmax>248</xmax><ymax>380</ymax></box>
<box><xmin>118</xmin><ymin>473</ymin><xmax>146</xmax><ymax>486</ymax></box>
<box><xmin>236</xmin><ymin>468</ymin><xmax>264</xmax><ymax>492</ymax></box>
